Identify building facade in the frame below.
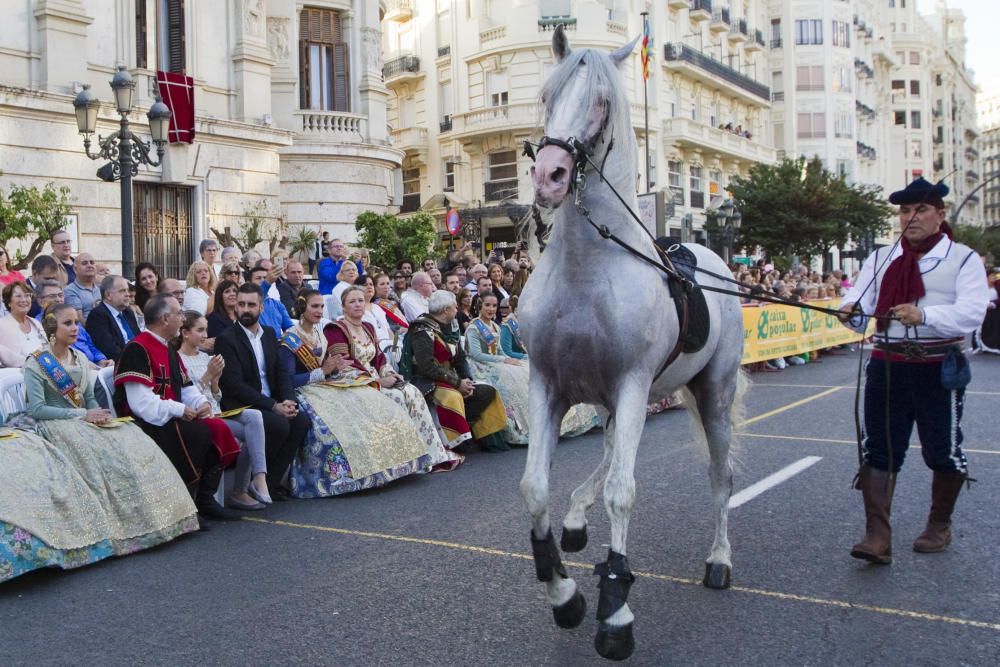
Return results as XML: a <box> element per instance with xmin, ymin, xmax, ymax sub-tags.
<box><xmin>0</xmin><ymin>0</ymin><xmax>399</xmax><ymax>276</ymax></box>
<box><xmin>978</xmin><ymin>90</ymin><xmax>1000</xmax><ymax>227</ymax></box>
<box><xmin>382</xmin><ymin>0</ymin><xmax>775</xmax><ymax>258</ymax></box>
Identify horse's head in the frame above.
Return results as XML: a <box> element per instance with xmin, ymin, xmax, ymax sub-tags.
<box><xmin>531</xmin><ymin>26</ymin><xmax>639</xmax><ymax>209</ymax></box>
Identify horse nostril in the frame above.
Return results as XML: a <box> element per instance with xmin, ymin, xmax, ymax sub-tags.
<box><xmin>551</xmin><ymin>166</ymin><xmax>567</xmax><ymax>184</ymax></box>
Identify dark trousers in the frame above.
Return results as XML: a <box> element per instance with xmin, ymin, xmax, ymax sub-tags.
<box><xmin>260</xmin><ymin>409</ymin><xmax>310</xmax><ymax>489</ymax></box>
<box><xmin>862</xmin><ymin>358</ymin><xmax>967</xmax><ymax>474</ymax></box>
<box><xmin>308</xmin><ymin>258</ymin><xmax>317</xmax><ymax>274</ymax></box>
<box><xmin>464</xmin><ymin>383</ymin><xmax>498</xmax><ymax>422</ymax></box>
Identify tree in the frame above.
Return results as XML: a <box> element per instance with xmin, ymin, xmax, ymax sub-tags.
<box><xmin>210</xmin><ymin>199</ymin><xmax>287</xmax><ymax>256</ymax></box>
<box><xmin>355</xmin><ymin>211</ymin><xmax>440</xmax><ymax>270</ymax></box>
<box><xmin>0</xmin><ymin>181</ymin><xmax>75</xmax><ymax>270</ymax></box>
<box><xmin>951</xmin><ymin>223</ymin><xmax>1000</xmax><ymax>265</ymax></box>
<box><xmin>727</xmin><ymin>157</ymin><xmax>893</xmax><ymax>261</ymax></box>
<box><xmin>286</xmin><ymin>226</ymin><xmax>319</xmax><ymax>265</ymax></box>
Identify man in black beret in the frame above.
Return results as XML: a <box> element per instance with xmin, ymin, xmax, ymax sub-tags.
<box><xmin>836</xmin><ymin>177</ymin><xmax>992</xmax><ymax>564</ymax></box>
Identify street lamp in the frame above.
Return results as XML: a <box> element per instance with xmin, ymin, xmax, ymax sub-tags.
<box><xmin>72</xmin><ymin>65</ymin><xmax>171</xmax><ymax>278</ymax></box>
<box><xmin>706</xmin><ymin>197</ymin><xmax>742</xmax><ymax>263</ymax></box>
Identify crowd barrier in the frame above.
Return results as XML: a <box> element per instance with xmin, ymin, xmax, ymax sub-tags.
<box><xmin>741</xmin><ymin>299</ymin><xmax>875</xmax><ymax>364</ymax></box>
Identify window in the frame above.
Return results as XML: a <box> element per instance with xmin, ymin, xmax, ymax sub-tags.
<box><xmin>910</xmin><ymin>139</ymin><xmax>922</xmax><ymax>158</ymax></box>
<box><xmin>444</xmin><ymin>160</ymin><xmax>455</xmax><ymax>192</ymax></box>
<box><xmin>796</xmin><ymin>65</ymin><xmax>825</xmax><ymax>91</ymax></box>
<box><xmin>910</xmin><ymin>80</ymin><xmax>920</xmax><ymax>97</ymax></box>
<box><xmin>894</xmin><ymin>110</ymin><xmax>906</xmax><ymax>126</ymax></box>
<box><xmin>439</xmin><ymin>81</ymin><xmax>453</xmax><ymax>122</ymax></box>
<box><xmin>133</xmin><ymin>182</ymin><xmax>193</xmax><ymax>280</ymax></box>
<box><xmin>911</xmin><ymin>110</ymin><xmax>921</xmax><ymax>129</ymax></box>
<box><xmin>797</xmin><ymin>112</ymin><xmax>826</xmax><ymax>138</ymax></box>
<box><xmin>401</xmin><ymin>167</ymin><xmax>421</xmax><ymax>213</ymax></box>
<box><xmin>136</xmin><ymin>0</ymin><xmax>148</xmax><ymax>68</ymax></box>
<box><xmin>399</xmin><ymin>96</ymin><xmax>415</xmax><ymax>128</ymax></box>
<box><xmin>540</xmin><ymin>0</ymin><xmax>570</xmax><ymax>19</ymax></box>
<box><xmin>488</xmin><ymin>70</ymin><xmax>508</xmax><ymax>107</ymax></box>
<box><xmin>909</xmin><ymin>51</ymin><xmax>919</xmax><ymax>64</ymax></box>
<box><xmin>833</xmin><ymin>66</ymin><xmax>852</xmax><ymax>93</ymax></box>
<box><xmin>794</xmin><ymin>19</ymin><xmax>823</xmax><ymax>45</ymax></box>
<box><xmin>837</xmin><ymin>160</ymin><xmax>852</xmax><ymax>180</ymax></box>
<box><xmin>835</xmin><ymin>112</ymin><xmax>853</xmax><ymax>138</ymax></box>
<box><xmin>771</xmin><ymin>18</ymin><xmax>781</xmax><ymax>42</ymax></box>
<box><xmin>485</xmin><ymin>150</ymin><xmax>518</xmax><ymax>201</ymax></box>
<box><xmin>689</xmin><ymin>166</ymin><xmax>704</xmax><ymax>209</ymax></box>
<box><xmin>691</xmin><ymin>102</ymin><xmax>698</xmax><ymax>121</ymax></box>
<box><xmin>832</xmin><ymin>20</ymin><xmax>850</xmax><ymax>48</ymax></box>
<box><xmin>667</xmin><ymin>160</ymin><xmax>683</xmax><ymax>204</ymax></box>
<box><xmin>773</xmin><ymin>123</ymin><xmax>784</xmax><ymax>150</ymax></box>
<box><xmin>156</xmin><ymin>0</ymin><xmax>186</xmax><ymax>73</ymax></box>
<box><xmin>299</xmin><ymin>8</ymin><xmax>350</xmax><ymax>112</ymax></box>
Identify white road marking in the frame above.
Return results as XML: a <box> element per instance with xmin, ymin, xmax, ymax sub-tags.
<box><xmin>728</xmin><ymin>456</ymin><xmax>823</xmax><ymax>509</ymax></box>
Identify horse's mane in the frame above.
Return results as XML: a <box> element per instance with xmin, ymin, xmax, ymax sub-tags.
<box><xmin>539</xmin><ymin>48</ymin><xmax>633</xmax><ymax>158</ymax></box>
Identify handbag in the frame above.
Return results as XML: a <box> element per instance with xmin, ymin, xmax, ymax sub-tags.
<box><xmin>940</xmin><ymin>346</ymin><xmax>971</xmax><ymax>391</ymax></box>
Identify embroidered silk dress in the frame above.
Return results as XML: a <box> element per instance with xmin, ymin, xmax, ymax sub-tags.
<box><xmin>281</xmin><ymin>324</ymin><xmax>431</xmax><ymax>498</ymax></box>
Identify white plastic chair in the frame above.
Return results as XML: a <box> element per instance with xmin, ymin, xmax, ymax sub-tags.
<box><xmin>96</xmin><ymin>366</ymin><xmax>118</xmax><ymax>417</ymax></box>
<box><xmin>0</xmin><ymin>371</ymin><xmax>27</xmax><ymax>422</ymax></box>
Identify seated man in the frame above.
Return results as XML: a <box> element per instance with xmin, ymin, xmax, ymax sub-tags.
<box><xmin>215</xmin><ymin>283</ymin><xmax>309</xmax><ymax>499</ymax></box>
<box><xmin>88</xmin><ymin>275</ymin><xmax>140</xmax><ymax>361</ymax></box>
<box><xmin>33</xmin><ymin>279</ymin><xmax>112</xmax><ymax>367</ymax></box>
<box><xmin>247</xmin><ymin>263</ymin><xmax>293</xmax><ymax>337</ymax></box>
<box><xmin>114</xmin><ymin>293</ymin><xmax>242</xmax><ymax>524</ymax></box>
<box><xmin>157</xmin><ymin>278</ymin><xmax>186</xmax><ymax>306</ymax></box>
<box><xmin>403</xmin><ymin>290</ymin><xmax>508</xmax><ymax>452</ymax></box>
<box><xmin>400</xmin><ymin>271</ymin><xmax>434</xmax><ymax>323</ymax></box>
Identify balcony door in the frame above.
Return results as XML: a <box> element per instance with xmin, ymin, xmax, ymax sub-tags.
<box><xmin>299</xmin><ymin>8</ymin><xmax>350</xmax><ymax>112</ymax></box>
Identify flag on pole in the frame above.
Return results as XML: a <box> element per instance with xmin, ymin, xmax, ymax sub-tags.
<box><xmin>641</xmin><ymin>17</ymin><xmax>652</xmax><ymax>81</ymax></box>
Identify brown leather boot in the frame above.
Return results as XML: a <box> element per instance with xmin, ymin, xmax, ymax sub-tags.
<box><xmin>913</xmin><ymin>471</ymin><xmax>966</xmax><ymax>553</ymax></box>
<box><xmin>850</xmin><ymin>466</ymin><xmax>895</xmax><ymax>565</ymax></box>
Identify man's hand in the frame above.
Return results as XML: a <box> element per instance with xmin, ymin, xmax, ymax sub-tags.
<box><xmin>195</xmin><ymin>402</ymin><xmax>212</xmax><ymax>419</ymax></box>
<box><xmin>836</xmin><ymin>302</ymin><xmax>858</xmax><ymax>324</ymax></box>
<box><xmin>458</xmin><ymin>378</ymin><xmax>475</xmax><ymax>397</ymax></box>
<box><xmin>267</xmin><ymin>265</ymin><xmax>283</xmax><ymax>284</ymax></box>
<box><xmin>182</xmin><ymin>406</ymin><xmax>198</xmax><ymax>421</ymax></box>
<box><xmin>890</xmin><ymin>303</ymin><xmax>923</xmax><ymax>327</ymax></box>
<box><xmin>98</xmin><ymin>359</ymin><xmax>115</xmax><ymax>368</ymax></box>
<box><xmin>273</xmin><ymin>400</ymin><xmax>299</xmax><ymax>419</ymax></box>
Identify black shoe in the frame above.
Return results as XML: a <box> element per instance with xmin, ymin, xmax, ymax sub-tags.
<box><xmin>271</xmin><ymin>487</ymin><xmax>290</xmax><ymax>502</ymax></box>
<box><xmin>197</xmin><ymin>499</ymin><xmax>243</xmax><ymax>521</ymax></box>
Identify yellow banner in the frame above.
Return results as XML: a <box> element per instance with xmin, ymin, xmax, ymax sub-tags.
<box><xmin>741</xmin><ymin>299</ymin><xmax>873</xmax><ymax>364</ymax></box>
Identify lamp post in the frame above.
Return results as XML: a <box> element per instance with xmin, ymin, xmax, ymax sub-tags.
<box><xmin>72</xmin><ymin>65</ymin><xmax>171</xmax><ymax>278</ymax></box>
<box><xmin>705</xmin><ymin>197</ymin><xmax>742</xmax><ymax>264</ymax></box>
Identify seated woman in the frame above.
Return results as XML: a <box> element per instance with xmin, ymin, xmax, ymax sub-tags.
<box><xmin>283</xmin><ymin>289</ymin><xmax>433</xmax><ymax>498</ymax></box>
<box><xmin>133</xmin><ymin>262</ymin><xmax>160</xmax><ymax>311</ymax></box>
<box><xmin>184</xmin><ymin>260</ymin><xmax>216</xmax><ymax>316</ymax></box>
<box><xmin>373</xmin><ymin>272</ymin><xmax>409</xmax><ymax>336</ymax></box>
<box><xmin>498</xmin><ymin>296</ymin><xmax>526</xmax><ymax>360</ymax></box>
<box><xmin>355</xmin><ymin>274</ymin><xmax>399</xmax><ymax>367</ymax></box>
<box><xmin>5</xmin><ymin>303</ymin><xmax>198</xmax><ymax>582</ymax></box>
<box><xmin>466</xmin><ymin>293</ymin><xmax>599</xmax><ymax>445</ymax></box>
<box><xmin>0</xmin><ymin>281</ymin><xmax>46</xmax><ymax>367</ymax></box>
<box><xmin>324</xmin><ymin>260</ymin><xmax>359</xmax><ymax>321</ymax></box>
<box><xmin>175</xmin><ymin>310</ymin><xmax>272</xmax><ymax>509</ymax></box>
<box><xmin>328</xmin><ymin>285</ymin><xmax>462</xmax><ymax>471</ymax></box>
<box><xmin>206</xmin><ymin>279</ymin><xmax>239</xmax><ymax>339</ymax></box>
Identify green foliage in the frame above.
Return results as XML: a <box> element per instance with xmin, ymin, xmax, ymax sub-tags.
<box><xmin>287</xmin><ymin>226</ymin><xmax>319</xmax><ymax>264</ymax></box>
<box><xmin>355</xmin><ymin>210</ymin><xmax>440</xmax><ymax>270</ymax></box>
<box><xmin>210</xmin><ymin>199</ymin><xmax>286</xmax><ymax>256</ymax></box>
<box><xmin>727</xmin><ymin>157</ymin><xmax>894</xmax><ymax>260</ymax></box>
<box><xmin>951</xmin><ymin>224</ymin><xmax>1000</xmax><ymax>265</ymax></box>
<box><xmin>0</xmin><ymin>181</ymin><xmax>75</xmax><ymax>270</ymax></box>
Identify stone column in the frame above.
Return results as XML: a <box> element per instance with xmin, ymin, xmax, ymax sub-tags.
<box><xmin>231</xmin><ymin>0</ymin><xmax>274</xmax><ymax>123</ymax></box>
<box><xmin>355</xmin><ymin>1</ymin><xmax>389</xmax><ymax>146</ymax></box>
<box><xmin>33</xmin><ymin>0</ymin><xmax>94</xmax><ymax>94</ymax></box>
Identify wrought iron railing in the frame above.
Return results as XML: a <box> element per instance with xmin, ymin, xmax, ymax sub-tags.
<box><xmin>382</xmin><ymin>55</ymin><xmax>420</xmax><ymax>79</ymax></box>
<box><xmin>663</xmin><ymin>42</ymin><xmax>769</xmax><ymax>101</ymax></box>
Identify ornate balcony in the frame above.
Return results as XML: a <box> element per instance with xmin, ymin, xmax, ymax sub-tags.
<box><xmin>663</xmin><ymin>42</ymin><xmax>769</xmax><ymax>105</ymax></box>
<box><xmin>383</xmin><ymin>55</ymin><xmax>421</xmax><ymax>86</ymax></box>
<box><xmin>668</xmin><ymin>0</ymin><xmax>690</xmax><ymax>9</ymax></box>
<box><xmin>689</xmin><ymin>0</ymin><xmax>712</xmax><ymax>23</ymax></box>
<box><xmin>391</xmin><ymin>126</ymin><xmax>429</xmax><ymax>163</ymax></box>
<box><xmin>295</xmin><ymin>111</ymin><xmax>366</xmax><ymax>144</ymax></box>
<box><xmin>538</xmin><ymin>17</ymin><xmax>576</xmax><ymax>32</ymax></box>
<box><xmin>710</xmin><ymin>9</ymin><xmax>729</xmax><ymax>35</ymax></box>
<box><xmin>728</xmin><ymin>19</ymin><xmax>748</xmax><ymax>43</ymax></box>
<box><xmin>745</xmin><ymin>29</ymin><xmax>765</xmax><ymax>52</ymax></box>
<box><xmin>384</xmin><ymin>0</ymin><xmax>413</xmax><ymax>22</ymax></box>
<box><xmin>662</xmin><ymin>117</ymin><xmax>776</xmax><ymax>165</ymax></box>
<box><xmin>449</xmin><ymin>102</ymin><xmax>541</xmax><ymax>142</ymax></box>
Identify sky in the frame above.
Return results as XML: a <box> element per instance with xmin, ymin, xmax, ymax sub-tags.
<box><xmin>917</xmin><ymin>0</ymin><xmax>999</xmax><ymax>97</ymax></box>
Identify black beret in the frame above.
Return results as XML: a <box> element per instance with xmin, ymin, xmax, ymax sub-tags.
<box><xmin>888</xmin><ymin>177</ymin><xmax>949</xmax><ymax>206</ymax></box>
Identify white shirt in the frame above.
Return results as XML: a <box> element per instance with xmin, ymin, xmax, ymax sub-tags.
<box><xmin>183</xmin><ymin>287</ymin><xmax>210</xmax><ymax>315</ymax></box>
<box><xmin>123</xmin><ymin>331</ymin><xmax>208</xmax><ymax>426</ymax></box>
<box><xmin>104</xmin><ymin>303</ymin><xmax>133</xmax><ymax>343</ymax></box>
<box><xmin>400</xmin><ymin>289</ymin><xmax>429</xmax><ymax>322</ymax></box>
<box><xmin>842</xmin><ymin>236</ymin><xmax>992</xmax><ymax>339</ymax></box>
<box><xmin>362</xmin><ymin>303</ymin><xmax>393</xmax><ymax>346</ymax></box>
<box><xmin>239</xmin><ymin>322</ymin><xmax>272</xmax><ymax>397</ymax></box>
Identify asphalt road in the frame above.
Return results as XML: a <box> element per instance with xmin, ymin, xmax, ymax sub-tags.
<box><xmin>2</xmin><ymin>350</ymin><xmax>999</xmax><ymax>666</ymax></box>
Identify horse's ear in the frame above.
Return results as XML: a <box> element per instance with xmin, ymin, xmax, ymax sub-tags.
<box><xmin>552</xmin><ymin>24</ymin><xmax>571</xmax><ymax>62</ymax></box>
<box><xmin>609</xmin><ymin>34</ymin><xmax>642</xmax><ymax>68</ymax></box>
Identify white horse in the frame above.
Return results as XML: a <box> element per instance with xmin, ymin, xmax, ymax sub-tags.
<box><xmin>518</xmin><ymin>27</ymin><xmax>746</xmax><ymax>661</ymax></box>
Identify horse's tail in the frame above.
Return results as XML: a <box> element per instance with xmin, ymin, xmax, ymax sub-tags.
<box><xmin>680</xmin><ymin>368</ymin><xmax>749</xmax><ymax>467</ymax></box>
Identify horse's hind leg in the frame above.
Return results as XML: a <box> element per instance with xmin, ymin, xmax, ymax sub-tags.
<box><xmin>593</xmin><ymin>384</ymin><xmax>646</xmax><ymax>661</ymax></box>
<box><xmin>520</xmin><ymin>380</ymin><xmax>586</xmax><ymax>630</ymax></box>
<box><xmin>561</xmin><ymin>414</ymin><xmax>613</xmax><ymax>552</ymax></box>
<box><xmin>687</xmin><ymin>369</ymin><xmax>740</xmax><ymax>590</ymax></box>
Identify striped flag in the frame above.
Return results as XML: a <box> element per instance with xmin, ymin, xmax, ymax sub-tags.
<box><xmin>641</xmin><ymin>18</ymin><xmax>652</xmax><ymax>81</ymax></box>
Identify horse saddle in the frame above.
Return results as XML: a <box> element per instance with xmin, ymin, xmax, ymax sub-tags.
<box><xmin>654</xmin><ymin>237</ymin><xmax>710</xmax><ymax>354</ymax></box>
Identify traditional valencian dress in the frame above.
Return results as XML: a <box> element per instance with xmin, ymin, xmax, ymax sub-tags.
<box><xmin>113</xmin><ymin>331</ymin><xmax>240</xmax><ymax>491</ymax></box>
<box><xmin>465</xmin><ymin>317</ymin><xmax>600</xmax><ymax>445</ymax></box>
<box><xmin>404</xmin><ymin>314</ymin><xmax>508</xmax><ymax>449</ymax></box>
<box><xmin>325</xmin><ymin>320</ymin><xmax>462</xmax><ymax>471</ymax></box>
<box><xmin>281</xmin><ymin>323</ymin><xmax>431</xmax><ymax>498</ymax></box>
<box><xmin>0</xmin><ymin>350</ymin><xmax>198</xmax><ymax>584</ymax></box>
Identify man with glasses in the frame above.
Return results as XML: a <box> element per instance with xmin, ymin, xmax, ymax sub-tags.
<box><xmin>317</xmin><ymin>237</ymin><xmax>363</xmax><ymax>294</ymax></box>
<box><xmin>64</xmin><ymin>252</ymin><xmax>101</xmax><ymax>323</ymax></box>
<box><xmin>157</xmin><ymin>279</ymin><xmax>187</xmax><ymax>306</ymax></box>
<box><xmin>26</xmin><ymin>255</ymin><xmax>62</xmax><ymax>318</ymax></box>
<box><xmin>50</xmin><ymin>230</ymin><xmax>76</xmax><ymax>284</ymax></box>
<box><xmin>34</xmin><ymin>280</ymin><xmax>112</xmax><ymax>367</ymax></box>
<box><xmin>88</xmin><ymin>275</ymin><xmax>140</xmax><ymax>362</ymax></box>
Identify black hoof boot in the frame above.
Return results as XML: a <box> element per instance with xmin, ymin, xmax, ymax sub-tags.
<box><xmin>561</xmin><ymin>525</ymin><xmax>588</xmax><ymax>552</ymax></box>
<box><xmin>702</xmin><ymin>562</ymin><xmax>732</xmax><ymax>590</ymax></box>
<box><xmin>594</xmin><ymin>622</ymin><xmax>635</xmax><ymax>661</ymax></box>
<box><xmin>552</xmin><ymin>589</ymin><xmax>587</xmax><ymax>629</ymax></box>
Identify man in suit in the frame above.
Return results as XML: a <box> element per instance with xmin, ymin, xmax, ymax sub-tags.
<box><xmin>215</xmin><ymin>283</ymin><xmax>309</xmax><ymax>499</ymax></box>
<box><xmin>88</xmin><ymin>275</ymin><xmax>139</xmax><ymax>362</ymax></box>
<box><xmin>276</xmin><ymin>260</ymin><xmax>306</xmax><ymax>318</ymax></box>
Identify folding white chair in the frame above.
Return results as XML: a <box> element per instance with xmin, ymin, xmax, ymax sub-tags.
<box><xmin>0</xmin><ymin>371</ymin><xmax>27</xmax><ymax>422</ymax></box>
<box><xmin>95</xmin><ymin>365</ymin><xmax>118</xmax><ymax>417</ymax></box>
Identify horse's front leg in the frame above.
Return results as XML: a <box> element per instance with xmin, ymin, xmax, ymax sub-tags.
<box><xmin>561</xmin><ymin>413</ymin><xmax>613</xmax><ymax>552</ymax></box>
<box><xmin>594</xmin><ymin>382</ymin><xmax>646</xmax><ymax>661</ymax></box>
<box><xmin>519</xmin><ymin>378</ymin><xmax>586</xmax><ymax>629</ymax></box>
